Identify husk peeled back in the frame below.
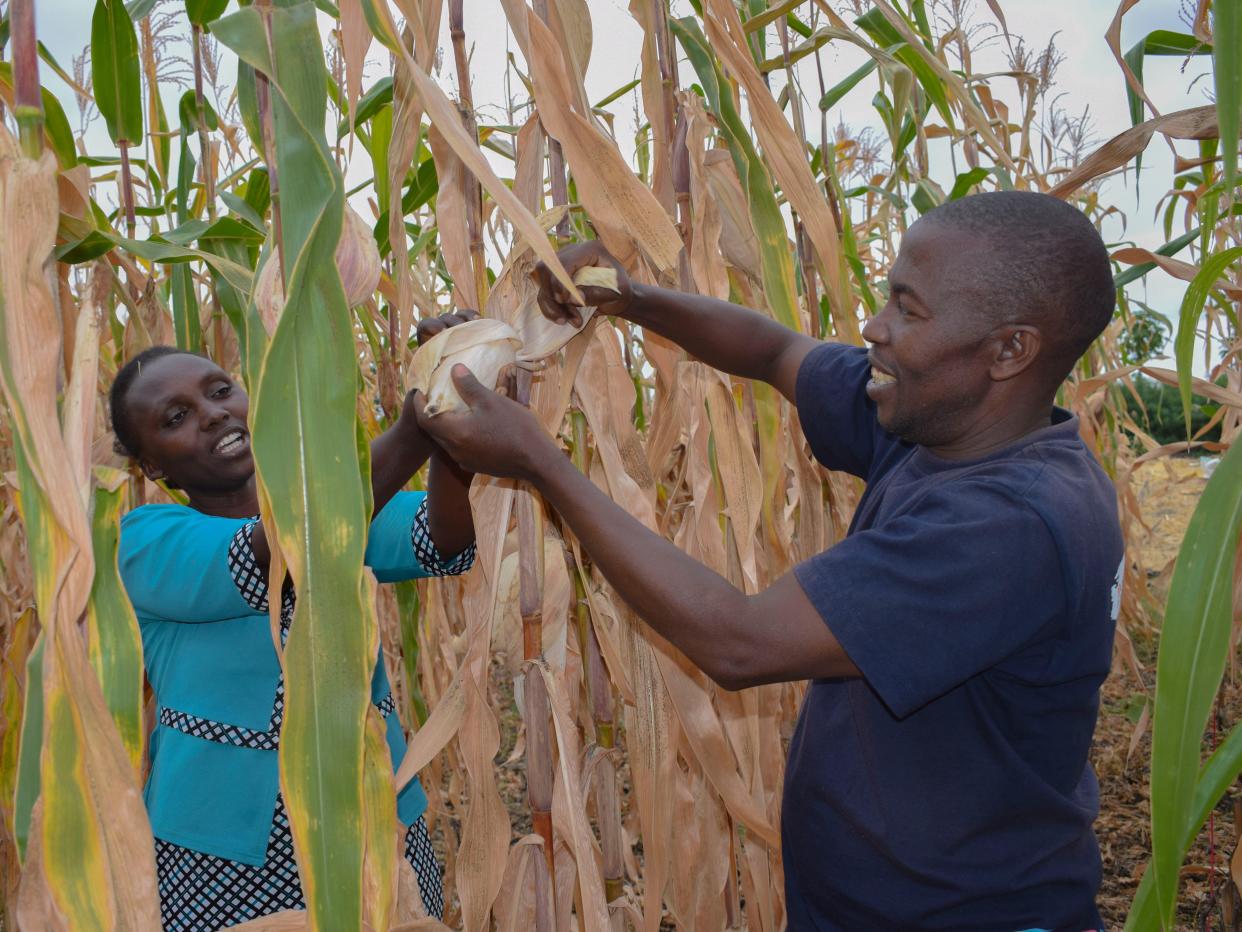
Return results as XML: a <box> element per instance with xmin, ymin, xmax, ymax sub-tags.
<box><xmin>514</xmin><ymin>265</ymin><xmax>620</xmax><ymax>363</ymax></box>
<box><xmin>410</xmin><ymin>318</ymin><xmax>523</xmax><ymax>416</ymax></box>
<box><xmin>412</xmin><ymin>267</ymin><xmax>619</xmax><ymax>416</ymax></box>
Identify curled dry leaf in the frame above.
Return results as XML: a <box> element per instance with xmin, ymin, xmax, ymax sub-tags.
<box><xmin>253</xmin><ymin>205</ymin><xmax>381</xmax><ymax>332</ymax></box>
<box><xmin>410</xmin><ymin>318</ymin><xmax>523</xmax><ymax>416</ymax></box>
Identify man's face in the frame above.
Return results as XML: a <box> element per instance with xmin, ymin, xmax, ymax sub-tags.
<box><xmin>127</xmin><ymin>354</ymin><xmax>255</xmax><ymax>495</ymax></box>
<box><xmin>860</xmin><ymin>220</ymin><xmax>1002</xmax><ymax>449</ymax></box>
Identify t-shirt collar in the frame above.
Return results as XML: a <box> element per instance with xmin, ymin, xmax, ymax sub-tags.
<box><xmin>908</xmin><ymin>406</ymin><xmax>1080</xmax><ymax>473</ymax></box>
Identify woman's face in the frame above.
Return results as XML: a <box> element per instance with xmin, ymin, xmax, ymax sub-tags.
<box><xmin>126</xmin><ymin>354</ymin><xmax>255</xmax><ymax>499</ymax></box>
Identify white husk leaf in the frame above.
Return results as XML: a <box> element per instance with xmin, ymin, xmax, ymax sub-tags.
<box><xmin>410</xmin><ymin>318</ymin><xmax>523</xmax><ymax>416</ymax></box>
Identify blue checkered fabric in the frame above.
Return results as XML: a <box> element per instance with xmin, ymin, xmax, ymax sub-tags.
<box><xmin>156</xmin><ymin>798</ymin><xmax>444</xmax><ymax>930</ymax></box>
<box><xmin>155</xmin><ymin>520</ymin><xmax>438</xmax><ymax>929</ymax></box>
<box><xmin>411</xmin><ymin>497</ymin><xmax>476</xmax><ymax>576</ymax></box>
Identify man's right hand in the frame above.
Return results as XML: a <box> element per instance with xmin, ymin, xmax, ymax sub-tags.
<box><xmin>533</xmin><ymin>242</ymin><xmax>633</xmax><ymax>329</ymax></box>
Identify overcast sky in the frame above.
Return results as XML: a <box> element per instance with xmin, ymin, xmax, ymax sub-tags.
<box><xmin>28</xmin><ymin>0</ymin><xmax>1217</xmax><ymax>365</ymax></box>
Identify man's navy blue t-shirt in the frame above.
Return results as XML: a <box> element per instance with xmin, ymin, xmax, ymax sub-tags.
<box><xmin>785</xmin><ymin>343</ymin><xmax>1123</xmax><ymax>931</ymax></box>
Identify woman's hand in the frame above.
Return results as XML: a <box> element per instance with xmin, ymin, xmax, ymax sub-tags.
<box><xmin>413</xmin><ymin>365</ymin><xmax>556</xmax><ymax>482</ymax></box>
<box><xmin>415</xmin><ymin>307</ymin><xmax>480</xmax><ymax>344</ymax></box>
<box><xmin>396</xmin><ymin>308</ymin><xmax>483</xmax><ymax>442</ymax></box>
<box><xmin>533</xmin><ymin>243</ymin><xmax>632</xmax><ymax>329</ymax></box>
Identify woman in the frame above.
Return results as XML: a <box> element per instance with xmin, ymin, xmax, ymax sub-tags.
<box><xmin>111</xmin><ymin>313</ymin><xmax>476</xmax><ymax>930</ymax></box>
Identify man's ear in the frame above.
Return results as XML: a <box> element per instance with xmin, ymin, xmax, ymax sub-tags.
<box><xmin>989</xmin><ymin>325</ymin><xmax>1041</xmax><ymax>381</ymax></box>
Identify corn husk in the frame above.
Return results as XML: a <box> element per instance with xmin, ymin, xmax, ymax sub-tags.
<box><xmin>253</xmin><ymin>205</ymin><xmax>381</xmax><ymax>332</ymax></box>
<box><xmin>513</xmin><ymin>265</ymin><xmax>620</xmax><ymax>363</ymax></box>
<box><xmin>410</xmin><ymin>318</ymin><xmax>523</xmax><ymax>416</ymax></box>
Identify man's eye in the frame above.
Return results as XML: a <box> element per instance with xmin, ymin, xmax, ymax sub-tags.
<box><xmin>165</xmin><ymin>410</ymin><xmax>186</xmax><ymax>427</ymax></box>
<box><xmin>212</xmin><ymin>384</ymin><xmax>232</xmax><ymax>398</ymax></box>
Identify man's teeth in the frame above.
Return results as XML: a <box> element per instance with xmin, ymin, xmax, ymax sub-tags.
<box><xmin>871</xmin><ymin>367</ymin><xmax>896</xmax><ymax>385</ymax></box>
<box><xmin>215</xmin><ymin>431</ymin><xmax>245</xmax><ymax>454</ymax></box>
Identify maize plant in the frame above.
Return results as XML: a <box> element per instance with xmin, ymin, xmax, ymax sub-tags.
<box><xmin>0</xmin><ymin>0</ymin><xmax>1239</xmax><ymax>930</ymax></box>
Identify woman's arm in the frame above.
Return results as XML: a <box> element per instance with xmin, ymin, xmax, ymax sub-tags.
<box><xmin>248</xmin><ymin>391</ymin><xmax>436</xmax><ymax>571</ymax></box>
<box><xmin>425</xmin><ymin>450</ymin><xmax>475</xmax><ymax>558</ymax></box>
<box><xmin>250</xmin><ymin>311</ymin><xmax>478</xmax><ymax>572</ymax></box>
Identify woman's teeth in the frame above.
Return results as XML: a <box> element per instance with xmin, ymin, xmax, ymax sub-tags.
<box><xmin>870</xmin><ymin>367</ymin><xmax>896</xmax><ymax>385</ymax></box>
<box><xmin>214</xmin><ymin>431</ymin><xmax>245</xmax><ymax>454</ymax></box>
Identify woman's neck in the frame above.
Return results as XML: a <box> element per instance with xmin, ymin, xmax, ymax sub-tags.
<box><xmin>186</xmin><ymin>477</ymin><xmax>261</xmax><ymax>518</ymax></box>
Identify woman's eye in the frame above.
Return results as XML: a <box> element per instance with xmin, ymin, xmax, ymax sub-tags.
<box><xmin>212</xmin><ymin>384</ymin><xmax>232</xmax><ymax>398</ymax></box>
<box><xmin>165</xmin><ymin>410</ymin><xmax>186</xmax><ymax>427</ymax></box>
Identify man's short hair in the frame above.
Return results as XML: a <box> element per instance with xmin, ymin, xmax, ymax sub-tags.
<box><xmin>925</xmin><ymin>191</ymin><xmax>1116</xmax><ymax>371</ymax></box>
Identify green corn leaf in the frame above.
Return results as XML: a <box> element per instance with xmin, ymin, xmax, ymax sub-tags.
<box><xmin>595</xmin><ymin>78</ymin><xmax>642</xmax><ymax>109</ymax></box>
<box><xmin>214</xmin><ymin>4</ymin><xmax>391</xmax><ymax>927</ymax></box>
<box><xmin>86</xmin><ymin>469</ymin><xmax>146</xmax><ymax>772</ymax></box>
<box><xmin>947</xmin><ymin>167</ymin><xmax>990</xmax><ymax>200</ymax></box>
<box><xmin>1123</xmin><ymin>30</ymin><xmax>1210</xmax><ymax>175</ymax></box>
<box><xmin>335</xmin><ymin>77</ymin><xmax>394</xmax><ymax>136</ymax></box>
<box><xmin>1214</xmin><ymin>0</ymin><xmax>1242</xmax><ymax>192</ymax></box>
<box><xmin>1173</xmin><ymin>246</ymin><xmax>1242</xmax><ymax>434</ymax></box>
<box><xmin>126</xmin><ymin>0</ymin><xmax>159</xmax><ymax>18</ymax></box>
<box><xmin>242</xmin><ymin>166</ymin><xmax>272</xmax><ymax>220</ymax></box>
<box><xmin>1147</xmin><ymin>434</ymin><xmax>1242</xmax><ymax>928</ymax></box>
<box><xmin>1127</xmin><ymin>716</ymin><xmax>1242</xmax><ymax>929</ymax></box>
<box><xmin>187</xmin><ymin>0</ymin><xmax>231</xmax><ymax>27</ymax></box>
<box><xmin>237</xmin><ymin>60</ymin><xmax>262</xmax><ymax>156</ymax></box>
<box><xmin>13</xmin><ymin>630</ymin><xmax>45</xmax><ymax>861</ymax></box>
<box><xmin>220</xmin><ymin>191</ymin><xmax>267</xmax><ymax>229</ymax></box>
<box><xmin>0</xmin><ymin>608</ymin><xmax>33</xmax><ymax>852</ymax></box>
<box><xmin>0</xmin><ymin>64</ymin><xmax>78</xmax><ymax>168</ymax></box>
<box><xmin>856</xmin><ymin>8</ymin><xmax>954</xmax><ymax>129</ymax></box>
<box><xmin>672</xmin><ymin>16</ymin><xmax>801</xmax><ymax>332</ymax></box>
<box><xmin>820</xmin><ymin>59</ymin><xmax>877</xmax><ymax>112</ymax></box>
<box><xmin>91</xmin><ymin>0</ymin><xmax>144</xmax><ymax>146</ymax></box>
<box><xmin>169</xmin><ymin>263</ymin><xmax>200</xmax><ymax>351</ymax></box>
<box><xmin>198</xmin><ymin>233</ymin><xmax>267</xmax><ymax>389</ymax></box>
<box><xmin>367</xmin><ymin>103</ymin><xmax>393</xmax><ymax>216</ymax></box>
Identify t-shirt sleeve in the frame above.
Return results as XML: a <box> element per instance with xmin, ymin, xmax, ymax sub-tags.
<box><xmin>792</xmin><ymin>479</ymin><xmax>1066</xmax><ymax>718</ymax></box>
<box><xmin>119</xmin><ymin>506</ymin><xmax>262</xmax><ymax>623</ymax></box>
<box><xmin>794</xmin><ymin>342</ymin><xmax>884</xmax><ymax>478</ymax></box>
<box><xmin>366</xmin><ymin>490</ymin><xmax>477</xmax><ymax>583</ymax></box>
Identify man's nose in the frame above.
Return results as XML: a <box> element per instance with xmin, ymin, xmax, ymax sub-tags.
<box><xmin>861</xmin><ymin>312</ymin><xmax>885</xmax><ymax>345</ymax></box>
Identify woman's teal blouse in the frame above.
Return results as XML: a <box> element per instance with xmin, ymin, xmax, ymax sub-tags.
<box><xmin>119</xmin><ymin>491</ymin><xmax>456</xmax><ymax>866</ymax></box>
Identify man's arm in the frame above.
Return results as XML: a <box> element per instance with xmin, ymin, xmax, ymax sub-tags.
<box><xmin>536</xmin><ymin>243</ymin><xmax>820</xmax><ymax>402</ymax></box>
<box><xmin>416</xmin><ymin>367</ymin><xmax>861</xmax><ymax>689</ymax></box>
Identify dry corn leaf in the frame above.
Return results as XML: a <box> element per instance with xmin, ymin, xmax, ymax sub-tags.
<box><xmin>513</xmin><ymin>5</ymin><xmax>682</xmax><ymax>275</ymax></box>
<box><xmin>1049</xmin><ymin>106</ymin><xmax>1219</xmax><ymax>198</ymax></box>
<box><xmin>1112</xmin><ymin>247</ymin><xmax>1242</xmax><ymax>301</ymax></box>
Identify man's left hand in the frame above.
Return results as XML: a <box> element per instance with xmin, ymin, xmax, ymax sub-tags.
<box><xmin>413</xmin><ymin>364</ymin><xmax>554</xmax><ymax>481</ymax></box>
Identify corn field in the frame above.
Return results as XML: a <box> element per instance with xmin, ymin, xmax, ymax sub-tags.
<box><xmin>0</xmin><ymin>0</ymin><xmax>1240</xmax><ymax>928</ymax></box>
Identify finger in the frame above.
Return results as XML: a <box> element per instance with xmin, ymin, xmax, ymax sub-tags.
<box><xmin>450</xmin><ymin>364</ymin><xmax>490</xmax><ymax>406</ymax></box>
<box><xmin>416</xmin><ymin>318</ymin><xmax>446</xmax><ymax>344</ymax></box>
<box><xmin>538</xmin><ymin>290</ymin><xmax>581</xmax><ymax>328</ymax></box>
<box><xmin>458</xmin><ymin>307</ymin><xmax>481</xmax><ymax>322</ymax></box>
<box><xmin>411</xmin><ymin>391</ymin><xmax>436</xmax><ymax>430</ymax></box>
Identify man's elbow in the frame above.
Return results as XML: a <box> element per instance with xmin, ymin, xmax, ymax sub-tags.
<box><xmin>702</xmin><ymin>650</ymin><xmax>768</xmax><ymax>692</ymax></box>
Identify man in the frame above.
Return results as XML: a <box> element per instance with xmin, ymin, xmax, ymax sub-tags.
<box><xmin>416</xmin><ymin>191</ymin><xmax>1123</xmax><ymax>931</ymax></box>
